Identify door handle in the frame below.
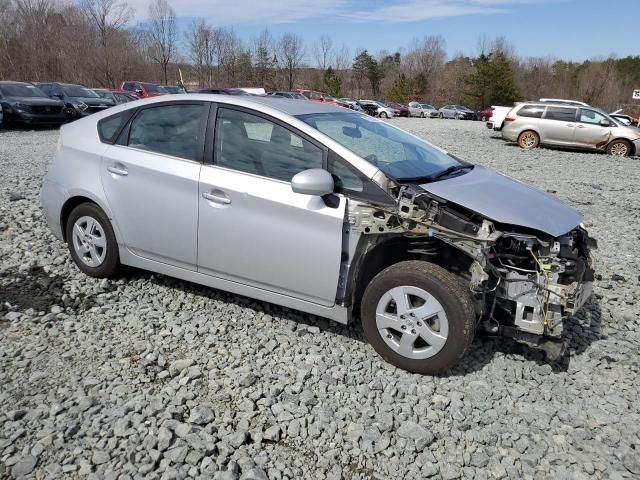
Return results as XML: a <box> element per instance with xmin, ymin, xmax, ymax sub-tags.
<box><xmin>576</xmin><ymin>125</ymin><xmax>586</xmax><ymax>128</ymax></box>
<box><xmin>202</xmin><ymin>191</ymin><xmax>231</xmax><ymax>205</ymax></box>
<box><xmin>107</xmin><ymin>165</ymin><xmax>128</xmax><ymax>176</ymax></box>
<box><xmin>566</xmin><ymin>124</ymin><xmax>575</xmax><ymax>127</ymax></box>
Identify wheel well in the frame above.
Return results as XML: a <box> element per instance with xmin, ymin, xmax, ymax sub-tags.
<box><xmin>608</xmin><ymin>138</ymin><xmax>634</xmax><ymax>155</ymax></box>
<box><xmin>351</xmin><ymin>236</ymin><xmax>473</xmax><ymax>315</ymax></box>
<box><xmin>60</xmin><ymin>196</ymin><xmax>97</xmax><ymax>241</ymax></box>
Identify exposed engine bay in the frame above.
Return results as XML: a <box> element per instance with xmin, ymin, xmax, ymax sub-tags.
<box><xmin>344</xmin><ymin>181</ymin><xmax>596</xmax><ymax>360</ymax></box>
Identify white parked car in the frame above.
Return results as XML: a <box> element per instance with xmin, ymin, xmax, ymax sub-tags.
<box><xmin>408</xmin><ymin>102</ymin><xmax>439</xmax><ymax>118</ymax></box>
<box><xmin>359</xmin><ymin>100</ymin><xmax>396</xmax><ymax>118</ymax></box>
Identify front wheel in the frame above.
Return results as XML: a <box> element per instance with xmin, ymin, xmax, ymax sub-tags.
<box><xmin>439</xmin><ymin>113</ymin><xmax>444</xmax><ymax>119</ymax></box>
<box><xmin>420</xmin><ymin>112</ymin><xmax>425</xmax><ymax>118</ymax></box>
<box><xmin>517</xmin><ymin>130</ymin><xmax>540</xmax><ymax>150</ymax></box>
<box><xmin>607</xmin><ymin>139</ymin><xmax>631</xmax><ymax>157</ymax></box>
<box><xmin>379</xmin><ymin>111</ymin><xmax>388</xmax><ymax>119</ymax></box>
<box><xmin>66</xmin><ymin>203</ymin><xmax>120</xmax><ymax>278</ymax></box>
<box><xmin>361</xmin><ymin>261</ymin><xmax>475</xmax><ymax>375</ymax></box>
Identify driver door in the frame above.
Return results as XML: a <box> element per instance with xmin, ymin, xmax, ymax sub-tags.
<box><xmin>197</xmin><ymin>106</ymin><xmax>346</xmax><ymax>306</ymax></box>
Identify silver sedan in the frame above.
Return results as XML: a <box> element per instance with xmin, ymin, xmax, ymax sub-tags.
<box><xmin>41</xmin><ymin>95</ymin><xmax>595</xmax><ymax>374</ymax></box>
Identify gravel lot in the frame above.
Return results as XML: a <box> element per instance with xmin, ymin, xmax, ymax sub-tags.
<box><xmin>1</xmin><ymin>119</ymin><xmax>639</xmax><ymax>480</ymax></box>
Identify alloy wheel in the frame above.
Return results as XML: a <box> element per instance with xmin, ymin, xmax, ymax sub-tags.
<box><xmin>519</xmin><ymin>131</ymin><xmax>538</xmax><ymax>149</ymax></box>
<box><xmin>610</xmin><ymin>142</ymin><xmax>629</xmax><ymax>156</ymax></box>
<box><xmin>375</xmin><ymin>285</ymin><xmax>449</xmax><ymax>360</ymax></box>
<box><xmin>72</xmin><ymin>216</ymin><xmax>107</xmax><ymax>267</ymax></box>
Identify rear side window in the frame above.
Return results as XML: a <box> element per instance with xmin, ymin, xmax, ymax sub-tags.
<box><xmin>98</xmin><ymin>110</ymin><xmax>134</xmax><ymax>144</ymax></box>
<box><xmin>517</xmin><ymin>105</ymin><xmax>545</xmax><ymax>118</ymax></box>
<box><xmin>128</xmin><ymin>104</ymin><xmax>205</xmax><ymax>160</ymax></box>
<box><xmin>545</xmin><ymin>107</ymin><xmax>576</xmax><ymax>122</ymax></box>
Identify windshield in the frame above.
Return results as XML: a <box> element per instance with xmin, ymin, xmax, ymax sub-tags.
<box><xmin>62</xmin><ymin>85</ymin><xmax>99</xmax><ymax>98</ymax></box>
<box><xmin>0</xmin><ymin>84</ymin><xmax>48</xmax><ymax>98</ymax></box>
<box><xmin>96</xmin><ymin>91</ymin><xmax>115</xmax><ymax>100</ymax></box>
<box><xmin>143</xmin><ymin>83</ymin><xmax>162</xmax><ymax>93</ymax></box>
<box><xmin>297</xmin><ymin>111</ymin><xmax>464</xmax><ymax>181</ymax></box>
<box><xmin>421</xmin><ymin>104</ymin><xmax>434</xmax><ymax>109</ymax></box>
<box><xmin>455</xmin><ymin>105</ymin><xmax>471</xmax><ymax>111</ymax></box>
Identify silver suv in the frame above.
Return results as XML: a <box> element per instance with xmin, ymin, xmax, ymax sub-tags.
<box><xmin>502</xmin><ymin>102</ymin><xmax>640</xmax><ymax>156</ymax></box>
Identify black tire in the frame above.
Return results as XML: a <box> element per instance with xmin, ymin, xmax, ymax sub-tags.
<box><xmin>420</xmin><ymin>112</ymin><xmax>425</xmax><ymax>118</ymax></box>
<box><xmin>361</xmin><ymin>261</ymin><xmax>476</xmax><ymax>375</ymax></box>
<box><xmin>517</xmin><ymin>130</ymin><xmax>540</xmax><ymax>150</ymax></box>
<box><xmin>379</xmin><ymin>111</ymin><xmax>388</xmax><ymax>119</ymax></box>
<box><xmin>65</xmin><ymin>203</ymin><xmax>120</xmax><ymax>278</ymax></box>
<box><xmin>606</xmin><ymin>139</ymin><xmax>632</xmax><ymax>157</ymax></box>
<box><xmin>439</xmin><ymin>113</ymin><xmax>444</xmax><ymax>119</ymax></box>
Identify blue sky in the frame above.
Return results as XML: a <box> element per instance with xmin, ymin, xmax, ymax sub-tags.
<box><xmin>132</xmin><ymin>0</ymin><xmax>640</xmax><ymax>62</ymax></box>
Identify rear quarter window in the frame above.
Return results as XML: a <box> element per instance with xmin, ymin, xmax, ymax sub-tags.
<box><xmin>98</xmin><ymin>110</ymin><xmax>134</xmax><ymax>144</ymax></box>
<box><xmin>517</xmin><ymin>105</ymin><xmax>546</xmax><ymax>118</ymax></box>
<box><xmin>544</xmin><ymin>107</ymin><xmax>577</xmax><ymax>122</ymax></box>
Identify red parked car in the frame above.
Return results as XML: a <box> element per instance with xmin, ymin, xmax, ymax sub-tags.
<box><xmin>480</xmin><ymin>107</ymin><xmax>494</xmax><ymax>121</ymax></box>
<box><xmin>386</xmin><ymin>103</ymin><xmax>410</xmax><ymax>117</ymax></box>
<box><xmin>120</xmin><ymin>81</ymin><xmax>166</xmax><ymax>98</ymax></box>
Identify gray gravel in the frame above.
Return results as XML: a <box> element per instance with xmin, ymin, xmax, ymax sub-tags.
<box><xmin>1</xmin><ymin>120</ymin><xmax>639</xmax><ymax>480</ymax></box>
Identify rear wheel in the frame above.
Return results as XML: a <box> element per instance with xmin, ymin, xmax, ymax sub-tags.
<box><xmin>361</xmin><ymin>261</ymin><xmax>475</xmax><ymax>375</ymax></box>
<box><xmin>607</xmin><ymin>139</ymin><xmax>631</xmax><ymax>157</ymax></box>
<box><xmin>66</xmin><ymin>203</ymin><xmax>120</xmax><ymax>278</ymax></box>
<box><xmin>517</xmin><ymin>130</ymin><xmax>540</xmax><ymax>150</ymax></box>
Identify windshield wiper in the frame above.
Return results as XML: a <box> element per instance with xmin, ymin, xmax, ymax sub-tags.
<box><xmin>395</xmin><ymin>165</ymin><xmax>473</xmax><ymax>183</ymax></box>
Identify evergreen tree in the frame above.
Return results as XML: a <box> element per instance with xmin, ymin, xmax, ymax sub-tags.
<box><xmin>465</xmin><ymin>52</ymin><xmax>520</xmax><ymax>108</ymax></box>
<box><xmin>352</xmin><ymin>50</ymin><xmax>384</xmax><ymax>97</ymax></box>
<box><xmin>387</xmin><ymin>73</ymin><xmax>410</xmax><ymax>103</ymax></box>
<box><xmin>323</xmin><ymin>66</ymin><xmax>342</xmax><ymax>97</ymax></box>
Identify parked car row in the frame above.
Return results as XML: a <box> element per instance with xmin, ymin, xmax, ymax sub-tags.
<box><xmin>0</xmin><ymin>80</ymin><xmax>188</xmax><ymax>128</ymax></box>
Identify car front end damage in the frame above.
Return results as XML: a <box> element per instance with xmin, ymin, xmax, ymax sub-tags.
<box><xmin>344</xmin><ymin>174</ymin><xmax>596</xmax><ymax>360</ymax></box>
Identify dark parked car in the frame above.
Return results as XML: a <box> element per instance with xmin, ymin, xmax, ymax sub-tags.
<box><xmin>94</xmin><ymin>89</ymin><xmax>139</xmax><ymax>105</ymax></box>
<box><xmin>360</xmin><ymin>103</ymin><xmax>379</xmax><ymax>116</ymax></box>
<box><xmin>0</xmin><ymin>81</ymin><xmax>66</xmax><ymax>126</ymax></box>
<box><xmin>36</xmin><ymin>82</ymin><xmax>114</xmax><ymax>120</ymax></box>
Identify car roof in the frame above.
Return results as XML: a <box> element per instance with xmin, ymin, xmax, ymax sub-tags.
<box><xmin>0</xmin><ymin>81</ymin><xmax>32</xmax><ymax>86</ymax></box>
<box><xmin>126</xmin><ymin>93</ymin><xmax>349</xmax><ymax>116</ymax></box>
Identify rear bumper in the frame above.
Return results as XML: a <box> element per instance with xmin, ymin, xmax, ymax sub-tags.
<box><xmin>40</xmin><ymin>178</ymin><xmax>68</xmax><ymax>241</ymax></box>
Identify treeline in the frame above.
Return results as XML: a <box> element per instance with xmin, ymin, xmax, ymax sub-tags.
<box><xmin>1</xmin><ymin>0</ymin><xmax>639</xmax><ymax>112</ymax></box>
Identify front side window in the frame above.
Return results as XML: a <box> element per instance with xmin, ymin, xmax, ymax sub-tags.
<box><xmin>214</xmin><ymin>108</ymin><xmax>323</xmax><ymax>182</ymax></box>
<box><xmin>128</xmin><ymin>104</ymin><xmax>205</xmax><ymax>160</ymax></box>
<box><xmin>545</xmin><ymin>107</ymin><xmax>577</xmax><ymax>122</ymax></box>
<box><xmin>143</xmin><ymin>83</ymin><xmax>162</xmax><ymax>94</ymax></box>
<box><xmin>298</xmin><ymin>111</ymin><xmax>461</xmax><ymax>181</ymax></box>
<box><xmin>578</xmin><ymin>109</ymin><xmax>607</xmax><ymax>125</ymax></box>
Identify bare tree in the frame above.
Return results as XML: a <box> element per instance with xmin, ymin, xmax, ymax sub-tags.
<box><xmin>146</xmin><ymin>0</ymin><xmax>176</xmax><ymax>84</ymax></box>
<box><xmin>186</xmin><ymin>19</ymin><xmax>210</xmax><ymax>87</ymax></box>
<box><xmin>79</xmin><ymin>0</ymin><xmax>133</xmax><ymax>86</ymax></box>
<box><xmin>312</xmin><ymin>34</ymin><xmax>333</xmax><ymax>70</ymax></box>
<box><xmin>278</xmin><ymin>33</ymin><xmax>305</xmax><ymax>90</ymax></box>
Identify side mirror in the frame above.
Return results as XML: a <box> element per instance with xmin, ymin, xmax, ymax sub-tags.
<box><xmin>291</xmin><ymin>169</ymin><xmax>334</xmax><ymax>196</ymax></box>
<box><xmin>135</xmin><ymin>89</ymin><xmax>143</xmax><ymax>95</ymax></box>
<box><xmin>52</xmin><ymin>93</ymin><xmax>63</xmax><ymax>100</ymax></box>
<box><xmin>599</xmin><ymin>119</ymin><xmax>611</xmax><ymax>127</ymax></box>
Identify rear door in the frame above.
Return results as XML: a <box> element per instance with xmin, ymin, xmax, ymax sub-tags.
<box><xmin>573</xmin><ymin>108</ymin><xmax>611</xmax><ymax>149</ymax></box>
<box><xmin>540</xmin><ymin>106</ymin><xmax>578</xmax><ymax>145</ymax></box>
<box><xmin>197</xmin><ymin>105</ymin><xmax>345</xmax><ymax>306</ymax></box>
<box><xmin>100</xmin><ymin>102</ymin><xmax>208</xmax><ymax>269</ymax></box>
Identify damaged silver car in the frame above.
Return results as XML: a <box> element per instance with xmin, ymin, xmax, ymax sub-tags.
<box><xmin>41</xmin><ymin>96</ymin><xmax>596</xmax><ymax>374</ymax></box>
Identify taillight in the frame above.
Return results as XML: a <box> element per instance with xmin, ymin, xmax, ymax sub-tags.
<box><xmin>504</xmin><ymin>117</ymin><xmax>516</xmax><ymax>122</ymax></box>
